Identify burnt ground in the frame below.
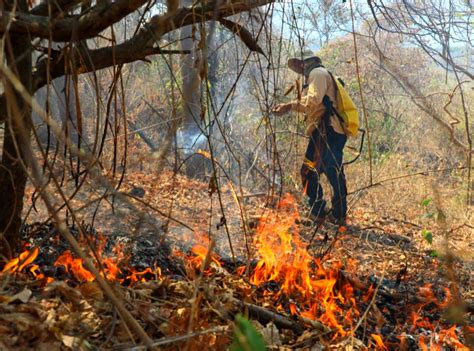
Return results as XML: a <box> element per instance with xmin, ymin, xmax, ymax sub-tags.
<box><xmin>0</xmin><ymin>170</ymin><xmax>471</xmax><ymax>349</ymax></box>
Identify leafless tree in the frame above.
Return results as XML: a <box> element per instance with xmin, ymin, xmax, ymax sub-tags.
<box><xmin>0</xmin><ymin>0</ymin><xmax>273</xmax><ymax>257</ymax></box>
<box><xmin>367</xmin><ymin>0</ymin><xmax>472</xmax><ymax>202</ymax></box>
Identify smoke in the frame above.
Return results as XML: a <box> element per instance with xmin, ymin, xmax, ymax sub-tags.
<box><xmin>177</xmin><ymin>129</ymin><xmax>207</xmax><ymax>155</ymax></box>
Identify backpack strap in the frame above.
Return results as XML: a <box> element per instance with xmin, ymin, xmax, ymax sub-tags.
<box><xmin>323</xmin><ymin>70</ymin><xmax>349</xmax><ymax>133</ymax></box>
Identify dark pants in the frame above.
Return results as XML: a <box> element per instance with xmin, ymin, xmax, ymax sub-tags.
<box><xmin>301</xmin><ymin>124</ymin><xmax>347</xmax><ymax>220</ymax></box>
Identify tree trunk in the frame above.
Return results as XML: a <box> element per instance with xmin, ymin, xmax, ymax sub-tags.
<box><xmin>179</xmin><ymin>0</ymin><xmax>213</xmax><ymax>178</ymax></box>
<box><xmin>179</xmin><ymin>0</ymin><xmax>202</xmax><ymax>150</ymax></box>
<box><xmin>0</xmin><ymin>0</ymin><xmax>33</xmax><ymax>257</ymax></box>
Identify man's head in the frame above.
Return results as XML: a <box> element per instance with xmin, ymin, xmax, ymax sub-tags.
<box><xmin>288</xmin><ymin>51</ymin><xmax>323</xmax><ymax>76</ymax></box>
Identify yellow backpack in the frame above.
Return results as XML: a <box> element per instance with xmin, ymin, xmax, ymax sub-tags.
<box><xmin>328</xmin><ymin>73</ymin><xmax>360</xmax><ymax>137</ymax></box>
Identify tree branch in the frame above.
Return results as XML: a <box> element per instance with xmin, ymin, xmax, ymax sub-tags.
<box><xmin>0</xmin><ymin>0</ymin><xmax>149</xmax><ymax>41</ymax></box>
<box><xmin>367</xmin><ymin>50</ymin><xmax>470</xmax><ymax>153</ymax></box>
<box><xmin>2</xmin><ymin>0</ymin><xmax>272</xmax><ymax>43</ymax></box>
<box><xmin>0</xmin><ymin>0</ymin><xmax>272</xmax><ymax>123</ymax></box>
<box><xmin>30</xmin><ymin>0</ymin><xmax>84</xmax><ymax>16</ymax></box>
<box><xmin>218</xmin><ymin>18</ymin><xmax>265</xmax><ymax>55</ymax></box>
<box><xmin>31</xmin><ymin>0</ymin><xmax>272</xmax><ymax>89</ymax></box>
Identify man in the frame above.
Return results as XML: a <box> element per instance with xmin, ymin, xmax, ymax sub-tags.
<box><xmin>273</xmin><ymin>53</ymin><xmax>347</xmax><ymax>224</ymax></box>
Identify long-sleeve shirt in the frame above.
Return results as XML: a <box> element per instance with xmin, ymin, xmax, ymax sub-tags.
<box><xmin>293</xmin><ymin>67</ymin><xmax>345</xmax><ymax>136</ymax></box>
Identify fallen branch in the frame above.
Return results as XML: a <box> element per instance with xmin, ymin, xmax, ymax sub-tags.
<box><xmin>341</xmin><ymin>270</ymin><xmax>407</xmax><ymax>303</ymax></box>
<box><xmin>240</xmin><ymin>301</ymin><xmax>305</xmax><ymax>335</ymax></box>
<box><xmin>298</xmin><ymin>315</ymin><xmax>331</xmax><ymax>333</ymax></box>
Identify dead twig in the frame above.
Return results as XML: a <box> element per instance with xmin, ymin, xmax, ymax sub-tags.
<box><xmin>241</xmin><ymin>301</ymin><xmax>305</xmax><ymax>335</ymax></box>
<box><xmin>349</xmin><ymin>270</ymin><xmax>385</xmax><ymax>342</ymax></box>
<box><xmin>0</xmin><ymin>62</ymin><xmax>155</xmax><ymax>349</ymax></box>
<box><xmin>112</xmin><ymin>326</ymin><xmax>228</xmax><ymax>350</ymax></box>
<box><xmin>298</xmin><ymin>315</ymin><xmax>331</xmax><ymax>333</ymax></box>
<box><xmin>349</xmin><ymin>166</ymin><xmax>468</xmax><ymax>195</ymax></box>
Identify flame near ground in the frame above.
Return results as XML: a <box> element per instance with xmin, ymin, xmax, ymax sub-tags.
<box><xmin>247</xmin><ymin>194</ymin><xmax>359</xmax><ymax>336</ymax></box>
<box><xmin>0</xmin><ymin>194</ymin><xmax>470</xmax><ymax>350</ymax></box>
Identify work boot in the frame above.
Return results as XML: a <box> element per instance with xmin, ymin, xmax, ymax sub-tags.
<box><xmin>308</xmin><ymin>213</ymin><xmax>325</xmax><ymax>226</ymax></box>
<box><xmin>326</xmin><ymin>215</ymin><xmax>353</xmax><ymax>233</ymax></box>
<box><xmin>326</xmin><ymin>214</ymin><xmax>346</xmax><ymax>226</ymax></box>
<box><xmin>297</xmin><ymin>208</ymin><xmax>327</xmax><ymax>227</ymax></box>
<box><xmin>308</xmin><ymin>207</ymin><xmax>331</xmax><ymax>225</ymax></box>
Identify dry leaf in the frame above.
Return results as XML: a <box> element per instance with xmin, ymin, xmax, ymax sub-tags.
<box><xmin>61</xmin><ymin>335</ymin><xmax>91</xmax><ymax>350</ymax></box>
<box><xmin>44</xmin><ymin>281</ymin><xmax>84</xmax><ymax>304</ymax></box>
<box><xmin>0</xmin><ymin>288</ymin><xmax>32</xmax><ymax>304</ymax></box>
<box><xmin>11</xmin><ymin>288</ymin><xmax>32</xmax><ymax>304</ymax></box>
<box><xmin>78</xmin><ymin>282</ymin><xmax>103</xmax><ymax>300</ymax></box>
<box><xmin>259</xmin><ymin>322</ymin><xmax>282</xmax><ymax>346</ymax></box>
<box><xmin>372</xmin><ymin>304</ymin><xmax>386</xmax><ymax>330</ymax></box>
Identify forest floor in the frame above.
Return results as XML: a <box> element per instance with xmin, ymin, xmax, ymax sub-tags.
<box><xmin>1</xmin><ymin>170</ymin><xmax>472</xmax><ymax>350</ymax></box>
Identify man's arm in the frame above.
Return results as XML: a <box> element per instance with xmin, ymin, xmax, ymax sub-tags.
<box><xmin>272</xmin><ymin>68</ymin><xmax>327</xmax><ymax>115</ymax></box>
<box><xmin>272</xmin><ymin>97</ymin><xmax>307</xmax><ymax>115</ymax></box>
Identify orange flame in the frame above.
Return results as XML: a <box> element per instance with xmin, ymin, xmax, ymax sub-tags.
<box><xmin>0</xmin><ymin>235</ymin><xmax>160</xmax><ymax>287</ymax></box>
<box><xmin>289</xmin><ymin>303</ymin><xmax>297</xmax><ymax>315</ymax></box>
<box><xmin>235</xmin><ymin>266</ymin><xmax>246</xmax><ymax>275</ymax></box>
<box><xmin>417</xmin><ymin>283</ymin><xmax>452</xmax><ymax>309</ymax></box>
<box><xmin>190</xmin><ymin>245</ymin><xmax>221</xmax><ymax>269</ymax></box>
<box><xmin>438</xmin><ymin>325</ymin><xmax>470</xmax><ymax>350</ymax></box>
<box><xmin>99</xmin><ymin>239</ymin><xmax>126</xmax><ymax>282</ymax></box>
<box><xmin>248</xmin><ymin>193</ymin><xmax>356</xmax><ymax>335</ymax></box>
<box><xmin>1</xmin><ymin>247</ymin><xmax>39</xmax><ymax>274</ymax></box>
<box><xmin>413</xmin><ymin>312</ymin><xmax>468</xmax><ymax>350</ymax></box>
<box><xmin>127</xmin><ymin>267</ymin><xmax>161</xmax><ymax>284</ymax></box>
<box><xmin>419</xmin><ymin>336</ymin><xmax>429</xmax><ymax>351</ymax></box>
<box><xmin>185</xmin><ymin>232</ymin><xmax>221</xmax><ymax>274</ymax></box>
<box><xmin>363</xmin><ymin>284</ymin><xmax>374</xmax><ymax>302</ymax></box>
<box><xmin>54</xmin><ymin>251</ymin><xmax>95</xmax><ymax>282</ymax></box>
<box><xmin>371</xmin><ymin>333</ymin><xmax>388</xmax><ymax>350</ymax></box>
<box><xmin>103</xmin><ymin>257</ymin><xmax>123</xmax><ymax>282</ymax></box>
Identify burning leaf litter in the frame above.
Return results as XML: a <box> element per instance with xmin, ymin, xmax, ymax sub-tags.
<box><xmin>1</xmin><ymin>173</ymin><xmax>472</xmax><ymax>350</ymax></box>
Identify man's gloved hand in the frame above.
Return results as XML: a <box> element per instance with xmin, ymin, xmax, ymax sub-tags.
<box><xmin>272</xmin><ymin>103</ymin><xmax>292</xmax><ymax>115</ymax></box>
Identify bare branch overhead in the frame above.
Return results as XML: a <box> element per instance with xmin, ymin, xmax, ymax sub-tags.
<box><xmin>30</xmin><ymin>0</ymin><xmax>272</xmax><ymax>88</ymax></box>
<box><xmin>219</xmin><ymin>18</ymin><xmax>266</xmax><ymax>56</ymax></box>
<box><xmin>30</xmin><ymin>0</ymin><xmax>84</xmax><ymax>16</ymax></box>
<box><xmin>0</xmin><ymin>0</ymin><xmax>273</xmax><ymax>123</ymax></box>
<box><xmin>1</xmin><ymin>0</ymin><xmax>273</xmax><ymax>42</ymax></box>
<box><xmin>1</xmin><ymin>0</ymin><xmax>149</xmax><ymax>41</ymax></box>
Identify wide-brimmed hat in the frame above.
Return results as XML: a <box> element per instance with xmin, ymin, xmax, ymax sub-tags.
<box><xmin>288</xmin><ymin>50</ymin><xmax>322</xmax><ymax>74</ymax></box>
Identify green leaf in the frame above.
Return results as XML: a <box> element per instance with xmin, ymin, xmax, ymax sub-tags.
<box><xmin>230</xmin><ymin>314</ymin><xmax>267</xmax><ymax>351</ymax></box>
<box><xmin>421</xmin><ymin>197</ymin><xmax>432</xmax><ymax>207</ymax></box>
<box><xmin>422</xmin><ymin>212</ymin><xmax>434</xmax><ymax>219</ymax></box>
<box><xmin>429</xmin><ymin>250</ymin><xmax>439</xmax><ymax>257</ymax></box>
<box><xmin>421</xmin><ymin>229</ymin><xmax>433</xmax><ymax>245</ymax></box>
